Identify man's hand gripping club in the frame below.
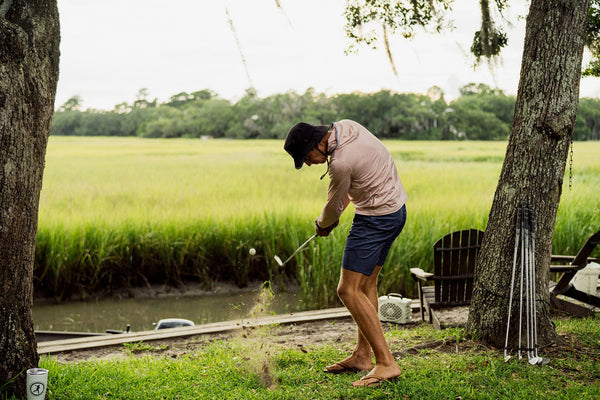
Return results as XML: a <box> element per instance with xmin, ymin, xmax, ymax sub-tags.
<box><xmin>315</xmin><ymin>219</ymin><xmax>339</xmax><ymax>237</ymax></box>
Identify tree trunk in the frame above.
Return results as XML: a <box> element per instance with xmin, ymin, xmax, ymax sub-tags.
<box><xmin>466</xmin><ymin>0</ymin><xmax>590</xmax><ymax>348</ymax></box>
<box><xmin>0</xmin><ymin>1</ymin><xmax>60</xmax><ymax>397</ymax></box>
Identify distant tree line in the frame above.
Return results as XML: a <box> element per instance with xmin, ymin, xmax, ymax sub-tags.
<box><xmin>52</xmin><ymin>84</ymin><xmax>600</xmax><ymax>140</ymax></box>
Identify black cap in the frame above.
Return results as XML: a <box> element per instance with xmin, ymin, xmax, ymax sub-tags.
<box><xmin>284</xmin><ymin>123</ymin><xmax>329</xmax><ymax>169</ymax></box>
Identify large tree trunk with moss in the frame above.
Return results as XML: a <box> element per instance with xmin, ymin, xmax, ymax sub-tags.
<box><xmin>0</xmin><ymin>1</ymin><xmax>60</xmax><ymax>397</ymax></box>
<box><xmin>467</xmin><ymin>0</ymin><xmax>590</xmax><ymax>347</ymax></box>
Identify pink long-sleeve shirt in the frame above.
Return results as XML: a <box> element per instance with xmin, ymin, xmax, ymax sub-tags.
<box><xmin>316</xmin><ymin>120</ymin><xmax>408</xmax><ymax>229</ymax></box>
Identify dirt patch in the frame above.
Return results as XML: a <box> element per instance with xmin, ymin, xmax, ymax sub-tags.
<box><xmin>46</xmin><ymin>306</ymin><xmax>596</xmax><ymax>366</ymax></box>
<box><xmin>47</xmin><ymin>305</ymin><xmax>471</xmax><ymax>364</ymax></box>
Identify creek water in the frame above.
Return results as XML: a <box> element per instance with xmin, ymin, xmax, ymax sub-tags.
<box><xmin>33</xmin><ymin>288</ymin><xmax>304</xmax><ymax>333</ymax></box>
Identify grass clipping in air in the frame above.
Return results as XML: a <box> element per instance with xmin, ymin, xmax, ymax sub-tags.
<box><xmin>238</xmin><ymin>282</ymin><xmax>278</xmax><ymax>390</ymax></box>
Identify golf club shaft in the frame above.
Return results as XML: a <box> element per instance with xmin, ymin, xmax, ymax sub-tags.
<box><xmin>518</xmin><ymin>206</ymin><xmax>525</xmax><ymax>359</ymax></box>
<box><xmin>281</xmin><ymin>234</ymin><xmax>317</xmax><ymax>266</ymax></box>
<box><xmin>524</xmin><ymin>207</ymin><xmax>532</xmax><ymax>361</ymax></box>
<box><xmin>530</xmin><ymin>206</ymin><xmax>539</xmax><ymax>360</ymax></box>
<box><xmin>529</xmin><ymin>207</ymin><xmax>535</xmax><ymax>361</ymax></box>
<box><xmin>504</xmin><ymin>206</ymin><xmax>521</xmax><ymax>359</ymax></box>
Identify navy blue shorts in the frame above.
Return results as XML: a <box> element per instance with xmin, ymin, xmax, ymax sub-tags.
<box><xmin>342</xmin><ymin>204</ymin><xmax>407</xmax><ymax>276</ymax></box>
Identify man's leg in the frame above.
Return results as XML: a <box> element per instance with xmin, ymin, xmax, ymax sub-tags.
<box><xmin>336</xmin><ymin>266</ymin><xmax>401</xmax><ymax>385</ymax></box>
<box><xmin>324</xmin><ymin>267</ymin><xmax>381</xmax><ymax>373</ymax></box>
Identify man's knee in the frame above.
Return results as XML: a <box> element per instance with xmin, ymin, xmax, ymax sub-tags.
<box><xmin>337</xmin><ymin>281</ymin><xmax>357</xmax><ymax>301</ymax></box>
<box><xmin>336</xmin><ymin>282</ymin><xmax>348</xmax><ymax>300</ymax></box>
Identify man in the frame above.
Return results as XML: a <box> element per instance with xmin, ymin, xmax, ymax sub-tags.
<box><xmin>284</xmin><ymin>119</ymin><xmax>408</xmax><ymax>387</ymax></box>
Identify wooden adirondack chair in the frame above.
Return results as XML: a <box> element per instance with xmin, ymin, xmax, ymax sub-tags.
<box><xmin>410</xmin><ymin>229</ymin><xmax>484</xmax><ymax>329</ymax></box>
<box><xmin>550</xmin><ymin>230</ymin><xmax>600</xmax><ymax>317</ymax></box>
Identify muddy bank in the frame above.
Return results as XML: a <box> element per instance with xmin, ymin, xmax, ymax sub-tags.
<box><xmin>33</xmin><ymin>280</ymin><xmax>298</xmax><ymax>305</ymax></box>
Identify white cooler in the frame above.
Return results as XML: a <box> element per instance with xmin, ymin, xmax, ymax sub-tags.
<box><xmin>572</xmin><ymin>262</ymin><xmax>600</xmax><ymax>295</ymax></box>
<box><xmin>378</xmin><ymin>293</ymin><xmax>412</xmax><ymax>324</ymax></box>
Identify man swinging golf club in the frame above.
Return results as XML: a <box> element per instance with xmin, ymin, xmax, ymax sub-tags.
<box><xmin>284</xmin><ymin>119</ymin><xmax>408</xmax><ymax>388</ymax></box>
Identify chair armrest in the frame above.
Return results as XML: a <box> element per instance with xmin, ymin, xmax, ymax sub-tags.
<box><xmin>550</xmin><ymin>264</ymin><xmax>576</xmax><ymax>273</ymax></box>
<box><xmin>551</xmin><ymin>255</ymin><xmax>575</xmax><ymax>264</ymax></box>
<box><xmin>410</xmin><ymin>268</ymin><xmax>434</xmax><ymax>281</ymax></box>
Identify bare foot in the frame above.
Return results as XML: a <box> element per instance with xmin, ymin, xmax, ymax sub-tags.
<box><xmin>351</xmin><ymin>365</ymin><xmax>401</xmax><ymax>387</ymax></box>
<box><xmin>324</xmin><ymin>355</ymin><xmax>373</xmax><ymax>374</ymax></box>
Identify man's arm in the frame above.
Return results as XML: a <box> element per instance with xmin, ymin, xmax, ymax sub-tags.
<box><xmin>315</xmin><ymin>160</ymin><xmax>351</xmax><ymax>233</ymax></box>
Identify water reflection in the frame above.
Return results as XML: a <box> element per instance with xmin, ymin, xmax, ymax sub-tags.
<box><xmin>33</xmin><ymin>289</ymin><xmax>304</xmax><ymax>333</ymax></box>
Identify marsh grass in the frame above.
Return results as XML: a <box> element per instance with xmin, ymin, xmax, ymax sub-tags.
<box><xmin>36</xmin><ymin>138</ymin><xmax>600</xmax><ymax>305</ymax></box>
<box><xmin>24</xmin><ymin>315</ymin><xmax>600</xmax><ymax>400</ymax></box>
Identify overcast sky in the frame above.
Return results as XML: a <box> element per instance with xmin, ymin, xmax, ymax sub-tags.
<box><xmin>55</xmin><ymin>0</ymin><xmax>600</xmax><ymax>110</ymax></box>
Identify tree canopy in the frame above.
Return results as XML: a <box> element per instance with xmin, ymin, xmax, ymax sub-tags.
<box><xmin>344</xmin><ymin>0</ymin><xmax>600</xmax><ymax>75</ymax></box>
<box><xmin>51</xmin><ymin>85</ymin><xmax>600</xmax><ymax>141</ymax></box>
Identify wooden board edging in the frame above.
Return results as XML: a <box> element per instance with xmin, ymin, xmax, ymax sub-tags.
<box><xmin>38</xmin><ymin>302</ymin><xmax>421</xmax><ymax>355</ymax></box>
<box><xmin>38</xmin><ymin>307</ymin><xmax>351</xmax><ymax>355</ymax></box>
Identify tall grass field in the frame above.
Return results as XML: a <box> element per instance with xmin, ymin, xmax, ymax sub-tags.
<box><xmin>36</xmin><ymin>137</ymin><xmax>600</xmax><ymax>307</ymax></box>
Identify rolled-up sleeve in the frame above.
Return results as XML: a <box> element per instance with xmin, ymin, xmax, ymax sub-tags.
<box><xmin>316</xmin><ymin>159</ymin><xmax>351</xmax><ymax>228</ymax></box>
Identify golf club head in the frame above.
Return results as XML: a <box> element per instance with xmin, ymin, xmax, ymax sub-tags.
<box><xmin>273</xmin><ymin>255</ymin><xmax>283</xmax><ymax>267</ymax></box>
<box><xmin>528</xmin><ymin>357</ymin><xmax>538</xmax><ymax>365</ymax></box>
<box><xmin>537</xmin><ymin>357</ymin><xmax>550</xmax><ymax>365</ymax></box>
<box><xmin>504</xmin><ymin>355</ymin><xmax>512</xmax><ymax>363</ymax></box>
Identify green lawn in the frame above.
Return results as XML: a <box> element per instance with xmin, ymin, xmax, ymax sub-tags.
<box><xmin>32</xmin><ymin>315</ymin><xmax>600</xmax><ymax>400</ymax></box>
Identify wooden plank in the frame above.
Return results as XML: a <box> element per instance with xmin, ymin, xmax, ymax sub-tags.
<box><xmin>433</xmin><ymin>236</ymin><xmax>443</xmax><ymax>302</ymax></box>
<box><xmin>456</xmin><ymin>230</ymin><xmax>469</xmax><ymax>302</ymax></box>
<box><xmin>37</xmin><ymin>304</ymin><xmax>419</xmax><ymax>355</ymax></box>
<box><xmin>38</xmin><ymin>305</ymin><xmax>420</xmax><ymax>354</ymax></box>
<box><xmin>465</xmin><ymin>229</ymin><xmax>482</xmax><ymax>302</ymax></box>
<box><xmin>38</xmin><ymin>308</ymin><xmax>350</xmax><ymax>354</ymax></box>
<box><xmin>441</xmin><ymin>234</ymin><xmax>452</xmax><ymax>302</ymax></box>
<box><xmin>435</xmin><ymin>245</ymin><xmax>482</xmax><ymax>251</ymax></box>
<box><xmin>571</xmin><ymin>230</ymin><xmax>600</xmax><ymax>267</ymax></box>
<box><xmin>449</xmin><ymin>230</ymin><xmax>461</xmax><ymax>302</ymax></box>
<box><xmin>550</xmin><ymin>296</ymin><xmax>595</xmax><ymax>317</ymax></box>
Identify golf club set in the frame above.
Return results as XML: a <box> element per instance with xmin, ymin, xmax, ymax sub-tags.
<box><xmin>503</xmin><ymin>204</ymin><xmax>549</xmax><ymax>365</ymax></box>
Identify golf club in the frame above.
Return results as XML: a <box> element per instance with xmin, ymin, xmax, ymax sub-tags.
<box><xmin>505</xmin><ymin>204</ymin><xmax>549</xmax><ymax>365</ymax></box>
<box><xmin>527</xmin><ymin>206</ymin><xmax>550</xmax><ymax>365</ymax></box>
<box><xmin>274</xmin><ymin>234</ymin><xmax>317</xmax><ymax>267</ymax></box>
<box><xmin>518</xmin><ymin>206</ymin><xmax>526</xmax><ymax>360</ymax></box>
<box><xmin>504</xmin><ymin>205</ymin><xmax>522</xmax><ymax>362</ymax></box>
<box><xmin>524</xmin><ymin>207</ymin><xmax>535</xmax><ymax>365</ymax></box>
